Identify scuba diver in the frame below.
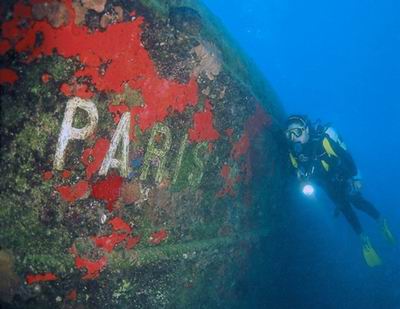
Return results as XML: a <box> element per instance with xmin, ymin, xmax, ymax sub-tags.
<box><xmin>285</xmin><ymin>115</ymin><xmax>396</xmax><ymax>267</ymax></box>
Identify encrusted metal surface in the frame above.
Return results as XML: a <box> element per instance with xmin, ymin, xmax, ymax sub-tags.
<box><xmin>0</xmin><ymin>0</ymin><xmax>286</xmax><ymax>307</ymax></box>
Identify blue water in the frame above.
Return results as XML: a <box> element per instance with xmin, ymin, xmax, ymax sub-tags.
<box><xmin>204</xmin><ymin>1</ymin><xmax>400</xmax><ymax>308</ymax></box>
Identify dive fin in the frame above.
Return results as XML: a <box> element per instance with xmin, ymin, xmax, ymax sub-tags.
<box><xmin>361</xmin><ymin>235</ymin><xmax>382</xmax><ymax>267</ymax></box>
<box><xmin>380</xmin><ymin>218</ymin><xmax>396</xmax><ymax>246</ymax></box>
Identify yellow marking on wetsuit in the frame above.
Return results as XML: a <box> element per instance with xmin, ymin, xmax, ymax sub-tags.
<box><xmin>321</xmin><ymin>160</ymin><xmax>330</xmax><ymax>171</ymax></box>
<box><xmin>322</xmin><ymin>138</ymin><xmax>338</xmax><ymax>157</ymax></box>
<box><xmin>289</xmin><ymin>153</ymin><xmax>298</xmax><ymax>168</ymax></box>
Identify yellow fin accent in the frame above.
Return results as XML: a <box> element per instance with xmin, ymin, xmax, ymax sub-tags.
<box><xmin>321</xmin><ymin>160</ymin><xmax>329</xmax><ymax>171</ymax></box>
<box><xmin>322</xmin><ymin>138</ymin><xmax>338</xmax><ymax>157</ymax></box>
<box><xmin>381</xmin><ymin>219</ymin><xmax>396</xmax><ymax>246</ymax></box>
<box><xmin>289</xmin><ymin>153</ymin><xmax>298</xmax><ymax>168</ymax></box>
<box><xmin>362</xmin><ymin>237</ymin><xmax>382</xmax><ymax>267</ymax></box>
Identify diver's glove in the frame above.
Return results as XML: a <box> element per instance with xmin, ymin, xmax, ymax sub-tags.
<box><xmin>296</xmin><ymin>168</ymin><xmax>307</xmax><ymax>181</ymax></box>
<box><xmin>296</xmin><ymin>165</ymin><xmax>315</xmax><ymax>181</ymax></box>
<box><xmin>347</xmin><ymin>177</ymin><xmax>363</xmax><ymax>195</ymax></box>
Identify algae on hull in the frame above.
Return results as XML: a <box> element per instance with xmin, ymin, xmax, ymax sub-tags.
<box><xmin>0</xmin><ymin>0</ymin><xmax>287</xmax><ymax>307</ymax></box>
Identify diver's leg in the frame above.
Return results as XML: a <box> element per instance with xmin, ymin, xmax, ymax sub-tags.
<box><xmin>350</xmin><ymin>194</ymin><xmax>380</xmax><ymax>220</ymax></box>
<box><xmin>326</xmin><ymin>185</ymin><xmax>381</xmax><ymax>266</ymax></box>
<box><xmin>338</xmin><ymin>202</ymin><xmax>363</xmax><ymax>235</ymax></box>
<box><xmin>350</xmin><ymin>193</ymin><xmax>396</xmax><ymax>245</ymax></box>
<box><xmin>325</xmin><ymin>183</ymin><xmax>363</xmax><ymax>234</ymax></box>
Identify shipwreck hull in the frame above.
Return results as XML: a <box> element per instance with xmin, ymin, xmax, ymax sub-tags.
<box><xmin>0</xmin><ymin>0</ymin><xmax>286</xmax><ymax>307</ymax></box>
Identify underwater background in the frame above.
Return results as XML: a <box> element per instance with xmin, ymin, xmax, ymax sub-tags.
<box><xmin>203</xmin><ymin>0</ymin><xmax>400</xmax><ymax>308</ymax></box>
<box><xmin>0</xmin><ymin>0</ymin><xmax>399</xmax><ymax>308</ymax></box>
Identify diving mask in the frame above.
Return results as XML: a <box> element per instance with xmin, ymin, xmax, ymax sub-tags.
<box><xmin>285</xmin><ymin>127</ymin><xmax>305</xmax><ymax>139</ymax></box>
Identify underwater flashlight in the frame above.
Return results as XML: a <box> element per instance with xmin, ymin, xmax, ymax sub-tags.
<box><xmin>302</xmin><ymin>184</ymin><xmax>315</xmax><ymax>196</ymax></box>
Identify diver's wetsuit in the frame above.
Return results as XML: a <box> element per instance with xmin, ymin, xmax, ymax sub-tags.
<box><xmin>289</xmin><ymin>126</ymin><xmax>380</xmax><ymax>235</ymax></box>
<box><xmin>324</xmin><ymin>177</ymin><xmax>380</xmax><ymax>234</ymax></box>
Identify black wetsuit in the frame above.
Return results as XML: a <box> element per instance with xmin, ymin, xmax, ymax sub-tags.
<box><xmin>289</xmin><ymin>126</ymin><xmax>380</xmax><ymax>235</ymax></box>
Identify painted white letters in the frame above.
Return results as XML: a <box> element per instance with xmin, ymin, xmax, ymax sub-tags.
<box><xmin>53</xmin><ymin>98</ymin><xmax>209</xmax><ymax>188</ymax></box>
<box><xmin>99</xmin><ymin>112</ymin><xmax>131</xmax><ymax>177</ymax></box>
<box><xmin>53</xmin><ymin>97</ymin><xmax>98</xmax><ymax>170</ymax></box>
